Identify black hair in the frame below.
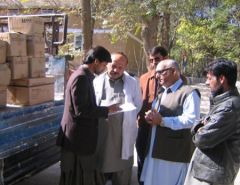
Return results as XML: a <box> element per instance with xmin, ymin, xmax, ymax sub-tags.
<box><xmin>149</xmin><ymin>46</ymin><xmax>168</xmax><ymax>57</ymax></box>
<box><xmin>83</xmin><ymin>46</ymin><xmax>112</xmax><ymax>64</ymax></box>
<box><xmin>204</xmin><ymin>58</ymin><xmax>237</xmax><ymax>88</ymax></box>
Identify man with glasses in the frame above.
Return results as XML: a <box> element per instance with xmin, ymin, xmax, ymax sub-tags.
<box><xmin>140</xmin><ymin>59</ymin><xmax>200</xmax><ymax>185</ymax></box>
<box><xmin>136</xmin><ymin>46</ymin><xmax>168</xmax><ymax>185</ymax></box>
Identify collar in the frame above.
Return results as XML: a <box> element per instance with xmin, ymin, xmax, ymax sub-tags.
<box><xmin>211</xmin><ymin>87</ymin><xmax>239</xmax><ymax>104</ymax></box>
<box><xmin>106</xmin><ymin>72</ymin><xmax>124</xmax><ymax>83</ymax></box>
<box><xmin>80</xmin><ymin>65</ymin><xmax>95</xmax><ymax>81</ymax></box>
<box><xmin>162</xmin><ymin>78</ymin><xmax>183</xmax><ymax>93</ymax></box>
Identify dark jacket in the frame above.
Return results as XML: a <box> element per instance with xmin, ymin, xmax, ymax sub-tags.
<box><xmin>191</xmin><ymin>87</ymin><xmax>240</xmax><ymax>184</ymax></box>
<box><xmin>56</xmin><ymin>65</ymin><xmax>108</xmax><ymax>156</ymax></box>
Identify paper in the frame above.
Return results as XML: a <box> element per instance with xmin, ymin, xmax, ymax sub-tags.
<box><xmin>109</xmin><ymin>103</ymin><xmax>136</xmax><ymax>115</ymax></box>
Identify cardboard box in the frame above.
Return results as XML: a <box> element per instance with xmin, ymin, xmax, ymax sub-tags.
<box><xmin>8</xmin><ymin>16</ymin><xmax>44</xmax><ymax>35</ymax></box>
<box><xmin>7</xmin><ymin>84</ymin><xmax>54</xmax><ymax>106</ymax></box>
<box><xmin>29</xmin><ymin>57</ymin><xmax>45</xmax><ymax>78</ymax></box>
<box><xmin>0</xmin><ymin>86</ymin><xmax>7</xmax><ymax>107</ymax></box>
<box><xmin>27</xmin><ymin>35</ymin><xmax>45</xmax><ymax>57</ymax></box>
<box><xmin>0</xmin><ymin>32</ymin><xmax>27</xmax><ymax>57</ymax></box>
<box><xmin>0</xmin><ymin>40</ymin><xmax>7</xmax><ymax>63</ymax></box>
<box><xmin>7</xmin><ymin>56</ymin><xmax>28</xmax><ymax>79</ymax></box>
<box><xmin>0</xmin><ymin>63</ymin><xmax>11</xmax><ymax>86</ymax></box>
<box><xmin>10</xmin><ymin>76</ymin><xmax>55</xmax><ymax>87</ymax></box>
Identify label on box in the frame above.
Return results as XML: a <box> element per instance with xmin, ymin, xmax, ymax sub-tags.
<box><xmin>8</xmin><ymin>16</ymin><xmax>44</xmax><ymax>35</ymax></box>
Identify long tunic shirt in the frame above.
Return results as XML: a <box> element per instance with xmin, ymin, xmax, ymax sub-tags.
<box><xmin>96</xmin><ymin>76</ymin><xmax>133</xmax><ymax>173</ymax></box>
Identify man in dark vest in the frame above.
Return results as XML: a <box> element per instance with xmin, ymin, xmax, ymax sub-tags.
<box><xmin>56</xmin><ymin>46</ymin><xmax>120</xmax><ymax>185</ymax></box>
<box><xmin>136</xmin><ymin>46</ymin><xmax>168</xmax><ymax>184</ymax></box>
<box><xmin>141</xmin><ymin>59</ymin><xmax>201</xmax><ymax>185</ymax></box>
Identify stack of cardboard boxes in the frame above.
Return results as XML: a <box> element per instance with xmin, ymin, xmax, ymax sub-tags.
<box><xmin>0</xmin><ymin>40</ymin><xmax>10</xmax><ymax>107</ymax></box>
<box><xmin>0</xmin><ymin>16</ymin><xmax>55</xmax><ymax>106</ymax></box>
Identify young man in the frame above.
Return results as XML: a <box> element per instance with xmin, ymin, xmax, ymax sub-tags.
<box><xmin>56</xmin><ymin>46</ymin><xmax>120</xmax><ymax>185</ymax></box>
<box><xmin>94</xmin><ymin>52</ymin><xmax>142</xmax><ymax>185</ymax></box>
<box><xmin>141</xmin><ymin>59</ymin><xmax>200</xmax><ymax>185</ymax></box>
<box><xmin>184</xmin><ymin>58</ymin><xmax>240</xmax><ymax>185</ymax></box>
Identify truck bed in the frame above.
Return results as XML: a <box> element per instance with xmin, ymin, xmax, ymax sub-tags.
<box><xmin>0</xmin><ymin>100</ymin><xmax>63</xmax><ymax>185</ymax></box>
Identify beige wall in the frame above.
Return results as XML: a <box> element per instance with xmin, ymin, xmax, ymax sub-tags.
<box><xmin>67</xmin><ymin>14</ymin><xmax>147</xmax><ymax>76</ymax></box>
<box><xmin>92</xmin><ymin>33</ymin><xmax>147</xmax><ymax>77</ymax></box>
<box><xmin>0</xmin><ymin>10</ymin><xmax>148</xmax><ymax>76</ymax></box>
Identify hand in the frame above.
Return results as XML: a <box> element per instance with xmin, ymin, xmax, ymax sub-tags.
<box><xmin>145</xmin><ymin>109</ymin><xmax>163</xmax><ymax>126</ymax></box>
<box><xmin>145</xmin><ymin>110</ymin><xmax>153</xmax><ymax>123</ymax></box>
<box><xmin>150</xmin><ymin>109</ymin><xmax>163</xmax><ymax>126</ymax></box>
<box><xmin>108</xmin><ymin>103</ymin><xmax>122</xmax><ymax>113</ymax></box>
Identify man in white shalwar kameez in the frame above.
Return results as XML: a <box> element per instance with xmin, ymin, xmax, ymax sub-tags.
<box><xmin>94</xmin><ymin>52</ymin><xmax>142</xmax><ymax>185</ymax></box>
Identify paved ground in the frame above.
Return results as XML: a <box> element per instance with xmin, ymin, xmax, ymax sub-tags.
<box><xmin>14</xmin><ymin>151</ymin><xmax>240</xmax><ymax>185</ymax></box>
<box><xmin>15</xmin><ymin>150</ymin><xmax>139</xmax><ymax>185</ymax></box>
<box><xmin>15</xmin><ymin>162</ymin><xmax>139</xmax><ymax>185</ymax></box>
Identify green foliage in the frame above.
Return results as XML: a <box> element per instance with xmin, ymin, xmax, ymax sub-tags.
<box><xmin>175</xmin><ymin>0</ymin><xmax>240</xmax><ymax>76</ymax></box>
<box><xmin>97</xmin><ymin>0</ymin><xmax>143</xmax><ymax>42</ymax></box>
<box><xmin>97</xmin><ymin>0</ymin><xmax>197</xmax><ymax>44</ymax></box>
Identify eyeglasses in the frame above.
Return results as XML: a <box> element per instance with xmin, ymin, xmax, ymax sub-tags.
<box><xmin>156</xmin><ymin>67</ymin><xmax>173</xmax><ymax>75</ymax></box>
<box><xmin>149</xmin><ymin>57</ymin><xmax>161</xmax><ymax>63</ymax></box>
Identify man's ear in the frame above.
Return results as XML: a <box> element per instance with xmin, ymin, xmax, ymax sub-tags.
<box><xmin>219</xmin><ymin>75</ymin><xmax>231</xmax><ymax>91</ymax></box>
<box><xmin>219</xmin><ymin>75</ymin><xmax>225</xmax><ymax>84</ymax></box>
<box><xmin>94</xmin><ymin>59</ymin><xmax>100</xmax><ymax>64</ymax></box>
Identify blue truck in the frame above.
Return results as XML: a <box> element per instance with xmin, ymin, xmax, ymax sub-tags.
<box><xmin>0</xmin><ymin>100</ymin><xmax>63</xmax><ymax>185</ymax></box>
<box><xmin>0</xmin><ymin>14</ymin><xmax>68</xmax><ymax>185</ymax></box>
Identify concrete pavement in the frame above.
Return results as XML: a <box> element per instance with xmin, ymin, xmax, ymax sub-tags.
<box><xmin>15</xmin><ymin>151</ymin><xmax>139</xmax><ymax>185</ymax></box>
<box><xmin>14</xmin><ymin>148</ymin><xmax>240</xmax><ymax>185</ymax></box>
<box><xmin>14</xmin><ymin>159</ymin><xmax>240</xmax><ymax>185</ymax></box>
<box><xmin>15</xmin><ymin>162</ymin><xmax>139</xmax><ymax>185</ymax></box>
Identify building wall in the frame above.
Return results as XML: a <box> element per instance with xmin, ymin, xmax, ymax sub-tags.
<box><xmin>0</xmin><ymin>9</ymin><xmax>148</xmax><ymax>76</ymax></box>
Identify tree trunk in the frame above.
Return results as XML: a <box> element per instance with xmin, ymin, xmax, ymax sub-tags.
<box><xmin>161</xmin><ymin>12</ymin><xmax>170</xmax><ymax>50</ymax></box>
<box><xmin>81</xmin><ymin>0</ymin><xmax>92</xmax><ymax>57</ymax></box>
<box><xmin>91</xmin><ymin>0</ymin><xmax>99</xmax><ymax>46</ymax></box>
<box><xmin>141</xmin><ymin>15</ymin><xmax>159</xmax><ymax>69</ymax></box>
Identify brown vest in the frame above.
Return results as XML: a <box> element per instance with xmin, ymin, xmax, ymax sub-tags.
<box><xmin>151</xmin><ymin>85</ymin><xmax>199</xmax><ymax>163</ymax></box>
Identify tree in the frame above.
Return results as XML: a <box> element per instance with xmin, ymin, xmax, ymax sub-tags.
<box><xmin>176</xmin><ymin>0</ymin><xmax>240</xmax><ymax>76</ymax></box>
<box><xmin>81</xmin><ymin>0</ymin><xmax>93</xmax><ymax>56</ymax></box>
<box><xmin>97</xmin><ymin>0</ymin><xmax>198</xmax><ymax>69</ymax></box>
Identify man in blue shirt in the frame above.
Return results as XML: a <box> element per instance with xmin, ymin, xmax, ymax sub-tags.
<box><xmin>141</xmin><ymin>59</ymin><xmax>200</xmax><ymax>185</ymax></box>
